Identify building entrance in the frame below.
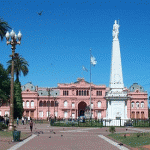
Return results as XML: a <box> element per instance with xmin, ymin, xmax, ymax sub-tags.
<box><xmin>78</xmin><ymin>101</ymin><xmax>87</xmax><ymax>117</ymax></box>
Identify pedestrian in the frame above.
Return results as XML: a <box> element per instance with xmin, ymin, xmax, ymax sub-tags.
<box><xmin>30</xmin><ymin>120</ymin><xmax>33</xmax><ymax>132</ymax></box>
<box><xmin>17</xmin><ymin>117</ymin><xmax>19</xmax><ymax>125</ymax></box>
<box><xmin>6</xmin><ymin>117</ymin><xmax>9</xmax><ymax>127</ymax></box>
<box><xmin>28</xmin><ymin>116</ymin><xmax>30</xmax><ymax>123</ymax></box>
<box><xmin>22</xmin><ymin>116</ymin><xmax>24</xmax><ymax>125</ymax></box>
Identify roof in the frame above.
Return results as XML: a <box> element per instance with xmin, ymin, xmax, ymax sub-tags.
<box><xmin>129</xmin><ymin>83</ymin><xmax>145</xmax><ymax>92</ymax></box>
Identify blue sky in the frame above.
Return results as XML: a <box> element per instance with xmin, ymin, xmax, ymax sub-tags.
<box><xmin>0</xmin><ymin>0</ymin><xmax>150</xmax><ymax>97</ymax></box>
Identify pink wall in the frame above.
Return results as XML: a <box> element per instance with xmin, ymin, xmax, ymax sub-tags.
<box><xmin>0</xmin><ymin>79</ymin><xmax>148</xmax><ymax>120</ymax></box>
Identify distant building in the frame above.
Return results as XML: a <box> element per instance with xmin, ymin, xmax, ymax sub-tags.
<box><xmin>0</xmin><ymin>79</ymin><xmax>148</xmax><ymax>121</ymax></box>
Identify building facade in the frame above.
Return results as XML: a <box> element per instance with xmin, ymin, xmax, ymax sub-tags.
<box><xmin>0</xmin><ymin>80</ymin><xmax>148</xmax><ymax>120</ymax></box>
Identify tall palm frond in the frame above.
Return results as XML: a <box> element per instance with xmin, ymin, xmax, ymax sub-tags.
<box><xmin>7</xmin><ymin>55</ymin><xmax>29</xmax><ymax>82</ymax></box>
<box><xmin>0</xmin><ymin>18</ymin><xmax>11</xmax><ymax>41</ymax></box>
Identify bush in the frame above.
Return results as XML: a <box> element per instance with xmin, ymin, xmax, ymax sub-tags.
<box><xmin>109</xmin><ymin>126</ymin><xmax>116</xmax><ymax>133</ymax></box>
<box><xmin>0</xmin><ymin>122</ymin><xmax>8</xmax><ymax>130</ymax></box>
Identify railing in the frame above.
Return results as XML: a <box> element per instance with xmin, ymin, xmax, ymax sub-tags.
<box><xmin>23</xmin><ymin>106</ymin><xmax>36</xmax><ymax>109</ymax></box>
<box><xmin>50</xmin><ymin>118</ymin><xmax>150</xmax><ymax>127</ymax></box>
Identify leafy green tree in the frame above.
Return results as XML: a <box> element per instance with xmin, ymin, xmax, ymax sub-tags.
<box><xmin>0</xmin><ymin>18</ymin><xmax>11</xmax><ymax>41</ymax></box>
<box><xmin>7</xmin><ymin>54</ymin><xmax>29</xmax><ymax>82</ymax></box>
<box><xmin>0</xmin><ymin>64</ymin><xmax>10</xmax><ymax>104</ymax></box>
<box><xmin>14</xmin><ymin>80</ymin><xmax>23</xmax><ymax>119</ymax></box>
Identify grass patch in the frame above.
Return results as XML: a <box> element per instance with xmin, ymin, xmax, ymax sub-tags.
<box><xmin>0</xmin><ymin>131</ymin><xmax>31</xmax><ymax>140</ymax></box>
<box><xmin>108</xmin><ymin>132</ymin><xmax>150</xmax><ymax>148</ymax></box>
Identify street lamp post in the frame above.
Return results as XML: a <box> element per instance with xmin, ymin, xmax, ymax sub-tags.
<box><xmin>54</xmin><ymin>96</ymin><xmax>56</xmax><ymax>120</ymax></box>
<box><xmin>47</xmin><ymin>87</ymin><xmax>52</xmax><ymax>121</ymax></box>
<box><xmin>5</xmin><ymin>30</ymin><xmax>22</xmax><ymax>131</ymax></box>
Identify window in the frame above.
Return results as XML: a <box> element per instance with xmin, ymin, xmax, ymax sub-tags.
<box><xmin>76</xmin><ymin>90</ymin><xmax>78</xmax><ymax>95</ymax></box>
<box><xmin>47</xmin><ymin>111</ymin><xmax>50</xmax><ymax>117</ymax></box>
<box><xmin>79</xmin><ymin>90</ymin><xmax>81</xmax><ymax>96</ymax></box>
<box><xmin>5</xmin><ymin>111</ymin><xmax>9</xmax><ymax>117</ymax></box>
<box><xmin>84</xmin><ymin>90</ymin><xmax>86</xmax><ymax>96</ymax></box>
<box><xmin>87</xmin><ymin>91</ymin><xmax>89</xmax><ymax>96</ymax></box>
<box><xmin>23</xmin><ymin>101</ymin><xmax>25</xmax><ymax>107</ymax></box>
<box><xmin>97</xmin><ymin>111</ymin><xmax>101</xmax><ymax>119</ymax></box>
<box><xmin>39</xmin><ymin>111</ymin><xmax>43</xmax><ymax>117</ymax></box>
<box><xmin>136</xmin><ymin>102</ymin><xmax>139</xmax><ymax>108</ymax></box>
<box><xmin>131</xmin><ymin>102</ymin><xmax>134</xmax><ymax>108</ymax></box>
<box><xmin>55</xmin><ymin>112</ymin><xmax>58</xmax><ymax>117</ymax></box>
<box><xmin>91</xmin><ymin>103</ymin><xmax>93</xmax><ymax>108</ymax></box>
<box><xmin>97</xmin><ymin>91</ymin><xmax>102</xmax><ymax>96</ymax></box>
<box><xmin>72</xmin><ymin>113</ymin><xmax>75</xmax><ymax>119</ymax></box>
<box><xmin>0</xmin><ymin>111</ymin><xmax>1</xmax><ymax>116</ymax></box>
<box><xmin>64</xmin><ymin>101</ymin><xmax>68</xmax><ymax>107</ymax></box>
<box><xmin>63</xmin><ymin>90</ymin><xmax>69</xmax><ymax>96</ymax></box>
<box><xmin>39</xmin><ymin>101</ymin><xmax>43</xmax><ymax>107</ymax></box>
<box><xmin>26</xmin><ymin>101</ymin><xmax>29</xmax><ymax>108</ymax></box>
<box><xmin>98</xmin><ymin>101</ymin><xmax>101</xmax><ymax>108</ymax></box>
<box><xmin>141</xmin><ymin>102</ymin><xmax>144</xmax><ymax>108</ymax></box>
<box><xmin>72</xmin><ymin>103</ymin><xmax>75</xmax><ymax>108</ymax></box>
<box><xmin>31</xmin><ymin>101</ymin><xmax>34</xmax><ymax>108</ymax></box>
<box><xmin>82</xmin><ymin>90</ymin><xmax>83</xmax><ymax>96</ymax></box>
<box><xmin>64</xmin><ymin>111</ymin><xmax>68</xmax><ymax>118</ymax></box>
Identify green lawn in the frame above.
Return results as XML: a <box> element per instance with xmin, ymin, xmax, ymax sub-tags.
<box><xmin>108</xmin><ymin>132</ymin><xmax>150</xmax><ymax>148</ymax></box>
<box><xmin>0</xmin><ymin>131</ymin><xmax>31</xmax><ymax>140</ymax></box>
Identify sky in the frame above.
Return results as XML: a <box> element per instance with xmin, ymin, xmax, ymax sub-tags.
<box><xmin>0</xmin><ymin>0</ymin><xmax>150</xmax><ymax>97</ymax></box>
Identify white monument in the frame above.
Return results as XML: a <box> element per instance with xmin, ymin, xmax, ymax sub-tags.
<box><xmin>104</xmin><ymin>20</ymin><xmax>129</xmax><ymax>126</ymax></box>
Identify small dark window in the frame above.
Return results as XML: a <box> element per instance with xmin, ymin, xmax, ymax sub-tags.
<box><xmin>76</xmin><ymin>90</ymin><xmax>78</xmax><ymax>96</ymax></box>
<box><xmin>79</xmin><ymin>90</ymin><xmax>81</xmax><ymax>96</ymax></box>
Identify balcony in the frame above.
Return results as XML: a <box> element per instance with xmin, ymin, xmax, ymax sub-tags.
<box><xmin>23</xmin><ymin>106</ymin><xmax>36</xmax><ymax>110</ymax></box>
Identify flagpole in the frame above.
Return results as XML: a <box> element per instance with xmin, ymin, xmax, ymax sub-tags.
<box><xmin>90</xmin><ymin>49</ymin><xmax>92</xmax><ymax>120</ymax></box>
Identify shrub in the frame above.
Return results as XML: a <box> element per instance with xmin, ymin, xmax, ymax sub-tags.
<box><xmin>109</xmin><ymin>126</ymin><xmax>116</xmax><ymax>133</ymax></box>
<box><xmin>0</xmin><ymin>122</ymin><xmax>8</xmax><ymax>130</ymax></box>
<box><xmin>137</xmin><ymin>133</ymin><xmax>140</xmax><ymax>137</ymax></box>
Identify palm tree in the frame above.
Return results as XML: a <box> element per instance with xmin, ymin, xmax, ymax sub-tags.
<box><xmin>0</xmin><ymin>18</ymin><xmax>11</xmax><ymax>41</ymax></box>
<box><xmin>7</xmin><ymin>54</ymin><xmax>29</xmax><ymax>82</ymax></box>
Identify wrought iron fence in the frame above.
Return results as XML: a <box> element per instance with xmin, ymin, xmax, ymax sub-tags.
<box><xmin>50</xmin><ymin>118</ymin><xmax>150</xmax><ymax>127</ymax></box>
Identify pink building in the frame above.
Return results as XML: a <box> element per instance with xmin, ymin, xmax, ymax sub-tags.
<box><xmin>0</xmin><ymin>79</ymin><xmax>148</xmax><ymax>120</ymax></box>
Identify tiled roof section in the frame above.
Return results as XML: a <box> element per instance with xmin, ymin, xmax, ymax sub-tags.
<box><xmin>38</xmin><ymin>89</ymin><xmax>60</xmax><ymax>96</ymax></box>
<box><xmin>22</xmin><ymin>82</ymin><xmax>36</xmax><ymax>91</ymax></box>
<box><xmin>129</xmin><ymin>83</ymin><xmax>144</xmax><ymax>92</ymax></box>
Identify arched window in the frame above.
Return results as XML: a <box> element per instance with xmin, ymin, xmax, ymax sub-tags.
<box><xmin>82</xmin><ymin>90</ymin><xmax>83</xmax><ymax>96</ymax></box>
<box><xmin>43</xmin><ymin>101</ymin><xmax>46</xmax><ymax>107</ymax></box>
<box><xmin>98</xmin><ymin>101</ymin><xmax>101</xmax><ymax>108</ymax></box>
<box><xmin>31</xmin><ymin>100</ymin><xmax>34</xmax><ymax>108</ymax></box>
<box><xmin>76</xmin><ymin>90</ymin><xmax>78</xmax><ymax>96</ymax></box>
<box><xmin>79</xmin><ymin>90</ymin><xmax>81</xmax><ymax>96</ymax></box>
<box><xmin>136</xmin><ymin>111</ymin><xmax>140</xmax><ymax>119</ymax></box>
<box><xmin>87</xmin><ymin>90</ymin><xmax>89</xmax><ymax>96</ymax></box>
<box><xmin>51</xmin><ymin>101</ymin><xmax>54</xmax><ymax>107</ymax></box>
<box><xmin>39</xmin><ymin>101</ymin><xmax>43</xmax><ymax>107</ymax></box>
<box><xmin>84</xmin><ymin>90</ymin><xmax>86</xmax><ymax>96</ymax></box>
<box><xmin>47</xmin><ymin>101</ymin><xmax>50</xmax><ymax>107</ymax></box>
<box><xmin>141</xmin><ymin>102</ymin><xmax>144</xmax><ymax>108</ymax></box>
<box><xmin>136</xmin><ymin>102</ymin><xmax>139</xmax><ymax>108</ymax></box>
<box><xmin>131</xmin><ymin>102</ymin><xmax>134</xmax><ymax>108</ymax></box>
<box><xmin>26</xmin><ymin>101</ymin><xmax>29</xmax><ymax>108</ymax></box>
<box><xmin>131</xmin><ymin>111</ymin><xmax>135</xmax><ymax>118</ymax></box>
<box><xmin>141</xmin><ymin>111</ymin><xmax>144</xmax><ymax>119</ymax></box>
<box><xmin>64</xmin><ymin>101</ymin><xmax>68</xmax><ymax>107</ymax></box>
<box><xmin>23</xmin><ymin>101</ymin><xmax>25</xmax><ymax>107</ymax></box>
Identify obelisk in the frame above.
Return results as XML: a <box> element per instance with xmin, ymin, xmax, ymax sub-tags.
<box><xmin>109</xmin><ymin>20</ymin><xmax>124</xmax><ymax>91</ymax></box>
<box><xmin>104</xmin><ymin>20</ymin><xmax>128</xmax><ymax>126</ymax></box>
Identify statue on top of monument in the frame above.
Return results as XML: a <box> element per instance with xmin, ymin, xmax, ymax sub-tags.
<box><xmin>112</xmin><ymin>20</ymin><xmax>119</xmax><ymax>40</ymax></box>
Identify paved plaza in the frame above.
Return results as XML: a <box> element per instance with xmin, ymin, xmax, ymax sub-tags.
<box><xmin>4</xmin><ymin>123</ymin><xmax>150</xmax><ymax>150</ymax></box>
